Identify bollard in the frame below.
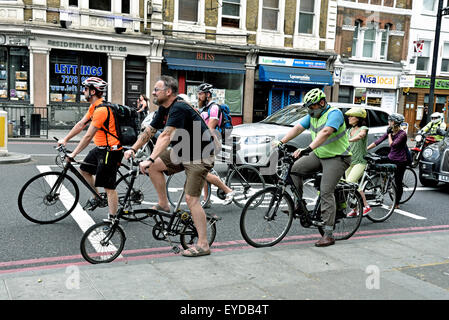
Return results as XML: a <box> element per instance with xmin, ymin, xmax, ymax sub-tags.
<box><xmin>30</xmin><ymin>113</ymin><xmax>41</xmax><ymax>137</ymax></box>
<box><xmin>0</xmin><ymin>110</ymin><xmax>7</xmax><ymax>155</ymax></box>
<box><xmin>20</xmin><ymin>115</ymin><xmax>26</xmax><ymax>136</ymax></box>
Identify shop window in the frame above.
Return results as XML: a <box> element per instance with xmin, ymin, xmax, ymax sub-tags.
<box><xmin>354</xmin><ymin>88</ymin><xmax>366</xmax><ymax>104</ymax></box>
<box><xmin>89</xmin><ymin>0</ymin><xmax>111</xmax><ymax>11</ymax></box>
<box><xmin>298</xmin><ymin>0</ymin><xmax>314</xmax><ymax>34</ymax></box>
<box><xmin>49</xmin><ymin>50</ymin><xmax>107</xmax><ymax>104</ymax></box>
<box><xmin>179</xmin><ymin>0</ymin><xmax>199</xmax><ymax>22</ymax></box>
<box><xmin>416</xmin><ymin>40</ymin><xmax>431</xmax><ymax>71</ymax></box>
<box><xmin>0</xmin><ymin>47</ymin><xmax>30</xmax><ymax>102</ymax></box>
<box><xmin>222</xmin><ymin>0</ymin><xmax>241</xmax><ymax>28</ymax></box>
<box><xmin>338</xmin><ymin>86</ymin><xmax>353</xmax><ymax>103</ymax></box>
<box><xmin>442</xmin><ymin>43</ymin><xmax>449</xmax><ymax>72</ymax></box>
<box><xmin>262</xmin><ymin>0</ymin><xmax>279</xmax><ymax>31</ymax></box>
<box><xmin>122</xmin><ymin>0</ymin><xmax>130</xmax><ymax>14</ymax></box>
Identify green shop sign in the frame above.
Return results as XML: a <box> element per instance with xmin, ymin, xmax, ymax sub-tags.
<box><xmin>415</xmin><ymin>78</ymin><xmax>449</xmax><ymax>89</ymax></box>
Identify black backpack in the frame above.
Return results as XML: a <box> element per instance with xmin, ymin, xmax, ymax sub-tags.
<box><xmin>95</xmin><ymin>102</ymin><xmax>139</xmax><ymax>147</ymax></box>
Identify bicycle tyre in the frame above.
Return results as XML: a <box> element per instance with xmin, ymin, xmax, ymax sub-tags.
<box><xmin>226</xmin><ymin>165</ymin><xmax>266</xmax><ymax>208</ymax></box>
<box><xmin>240</xmin><ymin>187</ymin><xmax>294</xmax><ymax>248</ymax></box>
<box><xmin>80</xmin><ymin>222</ymin><xmax>126</xmax><ymax>264</ymax></box>
<box><xmin>115</xmin><ymin>172</ymin><xmax>158</xmax><ymax>221</ymax></box>
<box><xmin>399</xmin><ymin>167</ymin><xmax>417</xmax><ymax>204</ymax></box>
<box><xmin>364</xmin><ymin>175</ymin><xmax>397</xmax><ymax>223</ymax></box>
<box><xmin>18</xmin><ymin>171</ymin><xmax>79</xmax><ymax>224</ymax></box>
<box><xmin>180</xmin><ymin>216</ymin><xmax>217</xmax><ymax>250</ymax></box>
<box><xmin>317</xmin><ymin>188</ymin><xmax>363</xmax><ymax>240</ymax></box>
<box><xmin>166</xmin><ymin>171</ymin><xmax>211</xmax><ymax>208</ymax></box>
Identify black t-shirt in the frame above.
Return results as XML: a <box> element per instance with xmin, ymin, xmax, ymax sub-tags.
<box><xmin>150</xmin><ymin>98</ymin><xmax>214</xmax><ymax>162</ymax></box>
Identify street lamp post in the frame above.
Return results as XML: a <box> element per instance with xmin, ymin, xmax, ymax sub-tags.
<box><xmin>427</xmin><ymin>0</ymin><xmax>449</xmax><ymax>123</ymax></box>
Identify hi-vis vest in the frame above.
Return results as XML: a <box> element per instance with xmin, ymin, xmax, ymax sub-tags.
<box><xmin>310</xmin><ymin>106</ymin><xmax>352</xmax><ymax>159</ymax></box>
<box><xmin>424</xmin><ymin>120</ymin><xmax>446</xmax><ymax>141</ymax></box>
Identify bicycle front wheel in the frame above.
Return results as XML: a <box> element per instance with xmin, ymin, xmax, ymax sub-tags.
<box><xmin>18</xmin><ymin>171</ymin><xmax>79</xmax><ymax>224</ymax></box>
<box><xmin>80</xmin><ymin>222</ymin><xmax>126</xmax><ymax>264</ymax></box>
<box><xmin>240</xmin><ymin>187</ymin><xmax>294</xmax><ymax>248</ymax></box>
<box><xmin>364</xmin><ymin>176</ymin><xmax>397</xmax><ymax>223</ymax></box>
<box><xmin>180</xmin><ymin>216</ymin><xmax>217</xmax><ymax>250</ymax></box>
<box><xmin>399</xmin><ymin>167</ymin><xmax>417</xmax><ymax>204</ymax></box>
<box><xmin>226</xmin><ymin>165</ymin><xmax>265</xmax><ymax>208</ymax></box>
<box><xmin>166</xmin><ymin>171</ymin><xmax>211</xmax><ymax>208</ymax></box>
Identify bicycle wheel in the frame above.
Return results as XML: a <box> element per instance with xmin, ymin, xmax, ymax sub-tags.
<box><xmin>18</xmin><ymin>171</ymin><xmax>79</xmax><ymax>224</ymax></box>
<box><xmin>363</xmin><ymin>175</ymin><xmax>397</xmax><ymax>223</ymax></box>
<box><xmin>318</xmin><ymin>187</ymin><xmax>363</xmax><ymax>240</ymax></box>
<box><xmin>180</xmin><ymin>216</ymin><xmax>217</xmax><ymax>250</ymax></box>
<box><xmin>226</xmin><ymin>165</ymin><xmax>266</xmax><ymax>208</ymax></box>
<box><xmin>115</xmin><ymin>173</ymin><xmax>158</xmax><ymax>221</ymax></box>
<box><xmin>166</xmin><ymin>171</ymin><xmax>211</xmax><ymax>208</ymax></box>
<box><xmin>399</xmin><ymin>167</ymin><xmax>417</xmax><ymax>204</ymax></box>
<box><xmin>80</xmin><ymin>222</ymin><xmax>126</xmax><ymax>264</ymax></box>
<box><xmin>240</xmin><ymin>187</ymin><xmax>294</xmax><ymax>248</ymax></box>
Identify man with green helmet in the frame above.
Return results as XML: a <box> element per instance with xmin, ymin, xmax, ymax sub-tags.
<box><xmin>273</xmin><ymin>88</ymin><xmax>352</xmax><ymax>247</ymax></box>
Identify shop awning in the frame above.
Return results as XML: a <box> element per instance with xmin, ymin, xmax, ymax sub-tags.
<box><xmin>165</xmin><ymin>57</ymin><xmax>246</xmax><ymax>74</ymax></box>
<box><xmin>259</xmin><ymin>65</ymin><xmax>333</xmax><ymax>85</ymax></box>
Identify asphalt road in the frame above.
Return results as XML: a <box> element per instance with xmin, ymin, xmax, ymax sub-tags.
<box><xmin>2</xmin><ymin>141</ymin><xmax>449</xmax><ymax>274</ymax></box>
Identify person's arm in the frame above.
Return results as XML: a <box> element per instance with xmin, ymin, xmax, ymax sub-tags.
<box><xmin>58</xmin><ymin>113</ymin><xmax>91</xmax><ymax>146</ymax></box>
<box><xmin>67</xmin><ymin>123</ymin><xmax>98</xmax><ymax>159</ymax></box>
<box><xmin>348</xmin><ymin>128</ymin><xmax>368</xmax><ymax>143</ymax></box>
<box><xmin>124</xmin><ymin>125</ymin><xmax>158</xmax><ymax>159</ymax></box>
<box><xmin>367</xmin><ymin>132</ymin><xmax>388</xmax><ymax>150</ymax></box>
<box><xmin>139</xmin><ymin>126</ymin><xmax>176</xmax><ymax>174</ymax></box>
<box><xmin>390</xmin><ymin>130</ymin><xmax>406</xmax><ymax>148</ymax></box>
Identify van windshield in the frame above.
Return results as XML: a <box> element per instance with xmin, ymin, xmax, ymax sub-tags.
<box><xmin>261</xmin><ymin>104</ymin><xmax>308</xmax><ymax>126</ymax></box>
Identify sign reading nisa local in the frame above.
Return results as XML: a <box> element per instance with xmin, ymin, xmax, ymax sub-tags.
<box><xmin>359</xmin><ymin>74</ymin><xmax>396</xmax><ymax>86</ymax></box>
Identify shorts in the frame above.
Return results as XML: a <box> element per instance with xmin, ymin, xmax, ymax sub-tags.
<box><xmin>345</xmin><ymin>163</ymin><xmax>367</xmax><ymax>185</ymax></box>
<box><xmin>159</xmin><ymin>149</ymin><xmax>214</xmax><ymax>197</ymax></box>
<box><xmin>79</xmin><ymin>147</ymin><xmax>124</xmax><ymax>189</ymax></box>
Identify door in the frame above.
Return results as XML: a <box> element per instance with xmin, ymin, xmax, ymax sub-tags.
<box><xmin>404</xmin><ymin>93</ymin><xmax>417</xmax><ymax>135</ymax></box>
<box><xmin>268</xmin><ymin>89</ymin><xmax>302</xmax><ymax>115</ymax></box>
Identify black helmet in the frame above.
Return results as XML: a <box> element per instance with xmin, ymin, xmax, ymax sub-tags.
<box><xmin>197</xmin><ymin>83</ymin><xmax>213</xmax><ymax>93</ymax></box>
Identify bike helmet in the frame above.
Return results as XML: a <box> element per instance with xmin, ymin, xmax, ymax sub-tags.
<box><xmin>431</xmin><ymin>112</ymin><xmax>442</xmax><ymax>123</ymax></box>
<box><xmin>197</xmin><ymin>83</ymin><xmax>213</xmax><ymax>93</ymax></box>
<box><xmin>388</xmin><ymin>113</ymin><xmax>405</xmax><ymax>125</ymax></box>
<box><xmin>82</xmin><ymin>77</ymin><xmax>108</xmax><ymax>92</ymax></box>
<box><xmin>345</xmin><ymin>107</ymin><xmax>367</xmax><ymax>119</ymax></box>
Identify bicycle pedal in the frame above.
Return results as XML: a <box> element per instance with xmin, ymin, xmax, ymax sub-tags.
<box><xmin>311</xmin><ymin>220</ymin><xmax>325</xmax><ymax>227</ymax></box>
<box><xmin>172</xmin><ymin>246</ymin><xmax>181</xmax><ymax>254</ymax></box>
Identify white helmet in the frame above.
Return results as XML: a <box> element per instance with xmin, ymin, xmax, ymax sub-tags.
<box><xmin>431</xmin><ymin>112</ymin><xmax>443</xmax><ymax>123</ymax></box>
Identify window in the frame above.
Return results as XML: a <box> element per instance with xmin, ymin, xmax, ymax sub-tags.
<box><xmin>122</xmin><ymin>0</ymin><xmax>130</xmax><ymax>14</ymax></box>
<box><xmin>89</xmin><ymin>0</ymin><xmax>111</xmax><ymax>11</ymax></box>
<box><xmin>298</xmin><ymin>0</ymin><xmax>314</xmax><ymax>34</ymax></box>
<box><xmin>69</xmin><ymin>0</ymin><xmax>78</xmax><ymax>6</ymax></box>
<box><xmin>380</xmin><ymin>25</ymin><xmax>390</xmax><ymax>60</ymax></box>
<box><xmin>352</xmin><ymin>21</ymin><xmax>360</xmax><ymax>57</ymax></box>
<box><xmin>423</xmin><ymin>0</ymin><xmax>436</xmax><ymax>10</ymax></box>
<box><xmin>338</xmin><ymin>86</ymin><xmax>353</xmax><ymax>103</ymax></box>
<box><xmin>0</xmin><ymin>47</ymin><xmax>30</xmax><ymax>102</ymax></box>
<box><xmin>354</xmin><ymin>88</ymin><xmax>367</xmax><ymax>104</ymax></box>
<box><xmin>363</xmin><ymin>23</ymin><xmax>376</xmax><ymax>58</ymax></box>
<box><xmin>179</xmin><ymin>0</ymin><xmax>199</xmax><ymax>22</ymax></box>
<box><xmin>262</xmin><ymin>0</ymin><xmax>279</xmax><ymax>31</ymax></box>
<box><xmin>367</xmin><ymin>110</ymin><xmax>389</xmax><ymax>127</ymax></box>
<box><xmin>416</xmin><ymin>40</ymin><xmax>431</xmax><ymax>71</ymax></box>
<box><xmin>442</xmin><ymin>43</ymin><xmax>449</xmax><ymax>72</ymax></box>
<box><xmin>222</xmin><ymin>0</ymin><xmax>241</xmax><ymax>28</ymax></box>
<box><xmin>352</xmin><ymin>21</ymin><xmax>391</xmax><ymax>60</ymax></box>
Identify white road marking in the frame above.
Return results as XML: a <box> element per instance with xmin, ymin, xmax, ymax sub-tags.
<box><xmin>394</xmin><ymin>208</ymin><xmax>427</xmax><ymax>220</ymax></box>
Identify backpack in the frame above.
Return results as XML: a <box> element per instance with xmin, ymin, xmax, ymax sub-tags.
<box><xmin>95</xmin><ymin>102</ymin><xmax>139</xmax><ymax>147</ymax></box>
<box><xmin>207</xmin><ymin>103</ymin><xmax>233</xmax><ymax>139</ymax></box>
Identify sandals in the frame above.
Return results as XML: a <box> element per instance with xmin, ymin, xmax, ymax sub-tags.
<box><xmin>152</xmin><ymin>204</ymin><xmax>170</xmax><ymax>213</ymax></box>
<box><xmin>181</xmin><ymin>246</ymin><xmax>211</xmax><ymax>257</ymax></box>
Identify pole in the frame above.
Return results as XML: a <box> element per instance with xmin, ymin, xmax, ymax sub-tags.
<box><xmin>427</xmin><ymin>0</ymin><xmax>444</xmax><ymax>123</ymax></box>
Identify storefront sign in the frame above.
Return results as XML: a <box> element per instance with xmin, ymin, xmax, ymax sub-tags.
<box><xmin>48</xmin><ymin>40</ymin><xmax>127</xmax><ymax>53</ymax></box>
<box><xmin>415</xmin><ymin>77</ymin><xmax>449</xmax><ymax>89</ymax></box>
<box><xmin>258</xmin><ymin>56</ymin><xmax>326</xmax><ymax>69</ymax></box>
<box><xmin>342</xmin><ymin>71</ymin><xmax>398</xmax><ymax>89</ymax></box>
<box><xmin>399</xmin><ymin>75</ymin><xmax>415</xmax><ymax>88</ymax></box>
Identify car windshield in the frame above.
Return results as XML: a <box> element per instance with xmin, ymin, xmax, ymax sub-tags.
<box><xmin>260</xmin><ymin>104</ymin><xmax>308</xmax><ymax>126</ymax></box>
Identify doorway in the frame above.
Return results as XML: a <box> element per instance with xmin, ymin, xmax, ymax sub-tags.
<box><xmin>404</xmin><ymin>93</ymin><xmax>417</xmax><ymax>134</ymax></box>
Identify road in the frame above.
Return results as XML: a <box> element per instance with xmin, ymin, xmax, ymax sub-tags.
<box><xmin>1</xmin><ymin>141</ymin><xmax>449</xmax><ymax>274</ymax></box>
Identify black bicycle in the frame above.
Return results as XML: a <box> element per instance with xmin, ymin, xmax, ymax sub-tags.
<box><xmin>80</xmin><ymin>159</ymin><xmax>221</xmax><ymax>264</ymax></box>
<box><xmin>18</xmin><ymin>138</ymin><xmax>156</xmax><ymax>224</ymax></box>
<box><xmin>240</xmin><ymin>145</ymin><xmax>364</xmax><ymax>248</ymax></box>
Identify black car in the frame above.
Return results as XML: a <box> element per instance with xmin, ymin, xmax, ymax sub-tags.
<box><xmin>419</xmin><ymin>130</ymin><xmax>449</xmax><ymax>187</ymax></box>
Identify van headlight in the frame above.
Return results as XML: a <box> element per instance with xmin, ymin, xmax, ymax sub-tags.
<box><xmin>422</xmin><ymin>147</ymin><xmax>439</xmax><ymax>160</ymax></box>
<box><xmin>243</xmin><ymin>136</ymin><xmax>275</xmax><ymax>145</ymax></box>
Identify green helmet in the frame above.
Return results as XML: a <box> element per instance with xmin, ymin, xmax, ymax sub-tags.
<box><xmin>303</xmin><ymin>88</ymin><xmax>326</xmax><ymax>108</ymax></box>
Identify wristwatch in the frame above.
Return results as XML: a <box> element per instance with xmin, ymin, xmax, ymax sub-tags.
<box><xmin>148</xmin><ymin>157</ymin><xmax>155</xmax><ymax>163</ymax></box>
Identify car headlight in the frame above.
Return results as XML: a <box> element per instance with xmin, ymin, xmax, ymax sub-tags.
<box><xmin>415</xmin><ymin>135</ymin><xmax>423</xmax><ymax>143</ymax></box>
<box><xmin>422</xmin><ymin>146</ymin><xmax>439</xmax><ymax>160</ymax></box>
<box><xmin>243</xmin><ymin>136</ymin><xmax>275</xmax><ymax>145</ymax></box>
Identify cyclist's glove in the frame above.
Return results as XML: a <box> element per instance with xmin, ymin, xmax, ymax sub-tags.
<box><xmin>296</xmin><ymin>146</ymin><xmax>313</xmax><ymax>157</ymax></box>
<box><xmin>271</xmin><ymin>140</ymin><xmax>283</xmax><ymax>149</ymax></box>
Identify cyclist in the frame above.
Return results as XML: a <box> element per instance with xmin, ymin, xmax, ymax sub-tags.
<box><xmin>57</xmin><ymin>77</ymin><xmax>123</xmax><ymax>221</ymax></box>
<box><xmin>124</xmin><ymin>75</ymin><xmax>215</xmax><ymax>257</ymax></box>
<box><xmin>367</xmin><ymin>113</ymin><xmax>408</xmax><ymax>209</ymax></box>
<box><xmin>273</xmin><ymin>88</ymin><xmax>352</xmax><ymax>247</ymax></box>
<box><xmin>344</xmin><ymin>107</ymin><xmax>371</xmax><ymax>217</ymax></box>
<box><xmin>420</xmin><ymin>112</ymin><xmax>447</xmax><ymax>141</ymax></box>
<box><xmin>197</xmin><ymin>83</ymin><xmax>235</xmax><ymax>208</ymax></box>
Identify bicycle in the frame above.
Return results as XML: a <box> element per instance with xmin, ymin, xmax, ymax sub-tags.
<box><xmin>399</xmin><ymin>166</ymin><xmax>417</xmax><ymax>204</ymax></box>
<box><xmin>359</xmin><ymin>154</ymin><xmax>398</xmax><ymax>222</ymax></box>
<box><xmin>18</xmin><ymin>138</ymin><xmax>156</xmax><ymax>224</ymax></box>
<box><xmin>80</xmin><ymin>159</ymin><xmax>221</xmax><ymax>264</ymax></box>
<box><xmin>166</xmin><ymin>161</ymin><xmax>265</xmax><ymax>209</ymax></box>
<box><xmin>239</xmin><ymin>144</ymin><xmax>363</xmax><ymax>248</ymax></box>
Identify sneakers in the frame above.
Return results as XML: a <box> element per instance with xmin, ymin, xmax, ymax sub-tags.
<box><xmin>103</xmin><ymin>214</ymin><xmax>117</xmax><ymax>223</ymax></box>
<box><xmin>223</xmin><ymin>190</ymin><xmax>236</xmax><ymax>205</ymax></box>
<box><xmin>83</xmin><ymin>197</ymin><xmax>101</xmax><ymax>211</ymax></box>
<box><xmin>346</xmin><ymin>206</ymin><xmax>372</xmax><ymax>217</ymax></box>
<box><xmin>201</xmin><ymin>199</ymin><xmax>211</xmax><ymax>209</ymax></box>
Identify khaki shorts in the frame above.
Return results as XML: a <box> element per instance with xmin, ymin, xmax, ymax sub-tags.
<box><xmin>159</xmin><ymin>149</ymin><xmax>214</xmax><ymax>197</ymax></box>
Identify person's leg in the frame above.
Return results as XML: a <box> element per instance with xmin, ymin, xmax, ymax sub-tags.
<box><xmin>79</xmin><ymin>148</ymin><xmax>100</xmax><ymax>195</ymax></box>
<box><xmin>290</xmin><ymin>153</ymin><xmax>321</xmax><ymax>202</ymax></box>
<box><xmin>394</xmin><ymin>162</ymin><xmax>407</xmax><ymax>208</ymax></box>
<box><xmin>147</xmin><ymin>158</ymin><xmax>171</xmax><ymax>212</ymax></box>
<box><xmin>105</xmin><ymin>188</ymin><xmax>118</xmax><ymax>217</ymax></box>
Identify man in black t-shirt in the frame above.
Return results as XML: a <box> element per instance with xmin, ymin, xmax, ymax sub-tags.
<box><xmin>124</xmin><ymin>75</ymin><xmax>215</xmax><ymax>257</ymax></box>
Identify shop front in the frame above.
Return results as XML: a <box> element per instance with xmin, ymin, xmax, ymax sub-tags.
<box><xmin>162</xmin><ymin>50</ymin><xmax>246</xmax><ymax>125</ymax></box>
<box><xmin>254</xmin><ymin>56</ymin><xmax>333</xmax><ymax>121</ymax></box>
